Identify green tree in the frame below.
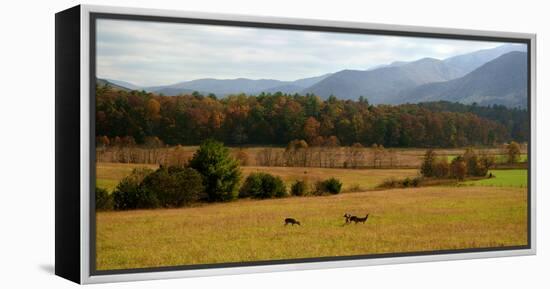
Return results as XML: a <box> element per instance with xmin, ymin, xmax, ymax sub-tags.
<box><xmin>189</xmin><ymin>139</ymin><xmax>241</xmax><ymax>202</ymax></box>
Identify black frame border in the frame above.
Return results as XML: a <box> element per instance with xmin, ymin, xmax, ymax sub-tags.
<box><xmin>89</xmin><ymin>11</ymin><xmax>532</xmax><ymax>277</ymax></box>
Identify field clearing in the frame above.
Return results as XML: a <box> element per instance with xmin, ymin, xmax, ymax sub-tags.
<box><xmin>462</xmin><ymin>170</ymin><xmax>527</xmax><ymax>188</ymax></box>
<box><xmin>97</xmin><ymin>145</ymin><xmax>528</xmax><ymax>169</ymax></box>
<box><xmin>445</xmin><ymin>154</ymin><xmax>528</xmax><ymax>163</ymax></box>
<box><xmin>96</xmin><ymin>162</ymin><xmax>419</xmax><ymax>192</ymax></box>
<box><xmin>96</xmin><ymin>186</ymin><xmax>528</xmax><ymax>270</ymax></box>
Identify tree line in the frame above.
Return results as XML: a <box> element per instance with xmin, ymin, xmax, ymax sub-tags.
<box><xmin>96</xmin><ymin>85</ymin><xmax>527</xmax><ymax>148</ymax></box>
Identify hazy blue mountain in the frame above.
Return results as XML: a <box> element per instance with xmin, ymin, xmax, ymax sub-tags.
<box><xmin>302</xmin><ymin>57</ymin><xmax>464</xmax><ymax>103</ymax></box>
<box><xmin>291</xmin><ymin>73</ymin><xmax>332</xmax><ymax>88</ymax></box>
<box><xmin>400</xmin><ymin>51</ymin><xmax>527</xmax><ymax>108</ymax></box>
<box><xmin>153</xmin><ymin>87</ymin><xmax>198</xmax><ymax>96</ymax></box>
<box><xmin>142</xmin><ymin>74</ymin><xmax>332</xmax><ymax>96</ymax></box>
<box><xmin>173</xmin><ymin>78</ymin><xmax>286</xmax><ymax>95</ymax></box>
<box><xmin>443</xmin><ymin>44</ymin><xmax>526</xmax><ymax>75</ymax></box>
<box><xmin>96</xmin><ymin>78</ymin><xmax>131</xmax><ymax>92</ymax></box>
<box><xmin>106</xmin><ymin>79</ymin><xmax>142</xmax><ymax>90</ymax></box>
<box><xmin>259</xmin><ymin>84</ymin><xmax>305</xmax><ymax>94</ymax></box>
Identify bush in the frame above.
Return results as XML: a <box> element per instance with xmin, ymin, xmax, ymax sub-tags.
<box><xmin>315</xmin><ymin>178</ymin><xmax>342</xmax><ymax>195</ymax></box>
<box><xmin>410</xmin><ymin>177</ymin><xmax>422</xmax><ymax>187</ymax></box>
<box><xmin>290</xmin><ymin>180</ymin><xmax>309</xmax><ymax>196</ymax></box>
<box><xmin>240</xmin><ymin>173</ymin><xmax>287</xmax><ymax>199</ymax></box>
<box><xmin>189</xmin><ymin>139</ymin><xmax>242</xmax><ymax>202</ymax></box>
<box><xmin>450</xmin><ymin>156</ymin><xmax>467</xmax><ymax>180</ymax></box>
<box><xmin>380</xmin><ymin>177</ymin><xmax>399</xmax><ymax>188</ymax></box>
<box><xmin>95</xmin><ymin>187</ymin><xmax>113</xmax><ymax>210</ymax></box>
<box><xmin>432</xmin><ymin>158</ymin><xmax>450</xmax><ymax>178</ymax></box>
<box><xmin>506</xmin><ymin>141</ymin><xmax>521</xmax><ymax>164</ymax></box>
<box><xmin>463</xmin><ymin>149</ymin><xmax>489</xmax><ymax>177</ymax></box>
<box><xmin>112</xmin><ymin>168</ymin><xmax>156</xmax><ymax>210</ymax></box>
<box><xmin>140</xmin><ymin>166</ymin><xmax>205</xmax><ymax>207</ymax></box>
<box><xmin>380</xmin><ymin>177</ymin><xmax>422</xmax><ymax>188</ymax></box>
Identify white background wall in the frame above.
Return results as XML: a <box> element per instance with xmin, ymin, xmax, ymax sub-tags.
<box><xmin>0</xmin><ymin>0</ymin><xmax>547</xmax><ymax>287</ymax></box>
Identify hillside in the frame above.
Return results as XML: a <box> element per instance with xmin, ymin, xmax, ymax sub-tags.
<box><xmin>401</xmin><ymin>51</ymin><xmax>528</xmax><ymax>108</ymax></box>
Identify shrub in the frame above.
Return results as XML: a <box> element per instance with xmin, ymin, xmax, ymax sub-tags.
<box><xmin>189</xmin><ymin>139</ymin><xmax>242</xmax><ymax>202</ymax></box>
<box><xmin>95</xmin><ymin>187</ymin><xmax>113</xmax><ymax>210</ymax></box>
<box><xmin>140</xmin><ymin>166</ymin><xmax>205</xmax><ymax>207</ymax></box>
<box><xmin>506</xmin><ymin>141</ymin><xmax>521</xmax><ymax>164</ymax></box>
<box><xmin>315</xmin><ymin>178</ymin><xmax>342</xmax><ymax>195</ymax></box>
<box><xmin>380</xmin><ymin>177</ymin><xmax>399</xmax><ymax>188</ymax></box>
<box><xmin>410</xmin><ymin>177</ymin><xmax>422</xmax><ymax>187</ymax></box>
<box><xmin>402</xmin><ymin>177</ymin><xmax>411</xmax><ymax>187</ymax></box>
<box><xmin>432</xmin><ymin>158</ymin><xmax>450</xmax><ymax>178</ymax></box>
<box><xmin>112</xmin><ymin>168</ymin><xmax>156</xmax><ymax>210</ymax></box>
<box><xmin>463</xmin><ymin>148</ymin><xmax>489</xmax><ymax>177</ymax></box>
<box><xmin>450</xmin><ymin>156</ymin><xmax>467</xmax><ymax>180</ymax></box>
<box><xmin>380</xmin><ymin>176</ymin><xmax>422</xmax><ymax>188</ymax></box>
<box><xmin>291</xmin><ymin>180</ymin><xmax>309</xmax><ymax>196</ymax></box>
<box><xmin>240</xmin><ymin>173</ymin><xmax>287</xmax><ymax>199</ymax></box>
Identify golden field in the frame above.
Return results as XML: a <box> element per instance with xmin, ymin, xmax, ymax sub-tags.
<box><xmin>96</xmin><ymin>185</ymin><xmax>527</xmax><ymax>270</ymax></box>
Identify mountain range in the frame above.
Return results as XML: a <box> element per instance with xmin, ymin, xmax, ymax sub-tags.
<box><xmin>99</xmin><ymin>44</ymin><xmax>527</xmax><ymax>108</ymax></box>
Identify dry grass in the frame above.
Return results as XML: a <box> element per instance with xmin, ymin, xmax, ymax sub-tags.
<box><xmin>96</xmin><ymin>186</ymin><xmax>528</xmax><ymax>270</ymax></box>
<box><xmin>96</xmin><ymin>162</ymin><xmax>418</xmax><ymax>192</ymax></box>
<box><xmin>242</xmin><ymin>166</ymin><xmax>418</xmax><ymax>191</ymax></box>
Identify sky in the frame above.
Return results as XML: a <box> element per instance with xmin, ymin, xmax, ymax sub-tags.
<box><xmin>97</xmin><ymin>19</ymin><xmax>510</xmax><ymax>87</ymax></box>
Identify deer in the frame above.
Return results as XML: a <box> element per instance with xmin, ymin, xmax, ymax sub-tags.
<box><xmin>350</xmin><ymin>214</ymin><xmax>369</xmax><ymax>224</ymax></box>
<box><xmin>284</xmin><ymin>218</ymin><xmax>301</xmax><ymax>226</ymax></box>
<box><xmin>343</xmin><ymin>213</ymin><xmax>352</xmax><ymax>224</ymax></box>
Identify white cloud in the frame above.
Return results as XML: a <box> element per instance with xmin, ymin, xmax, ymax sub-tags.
<box><xmin>96</xmin><ymin>19</ymin><xmax>514</xmax><ymax>86</ymax></box>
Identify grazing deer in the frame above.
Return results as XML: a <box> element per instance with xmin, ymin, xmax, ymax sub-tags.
<box><xmin>284</xmin><ymin>218</ymin><xmax>301</xmax><ymax>226</ymax></box>
<box><xmin>350</xmin><ymin>214</ymin><xmax>369</xmax><ymax>224</ymax></box>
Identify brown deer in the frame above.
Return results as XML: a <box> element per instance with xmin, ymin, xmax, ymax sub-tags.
<box><xmin>343</xmin><ymin>213</ymin><xmax>352</xmax><ymax>223</ymax></box>
<box><xmin>284</xmin><ymin>218</ymin><xmax>301</xmax><ymax>226</ymax></box>
<box><xmin>350</xmin><ymin>214</ymin><xmax>369</xmax><ymax>224</ymax></box>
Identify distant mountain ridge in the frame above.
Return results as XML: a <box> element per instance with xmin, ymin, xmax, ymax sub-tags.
<box><xmin>98</xmin><ymin>44</ymin><xmax>527</xmax><ymax>107</ymax></box>
<box><xmin>302</xmin><ymin>57</ymin><xmax>464</xmax><ymax>103</ymax></box>
<box><xmin>400</xmin><ymin>51</ymin><xmax>528</xmax><ymax>108</ymax></box>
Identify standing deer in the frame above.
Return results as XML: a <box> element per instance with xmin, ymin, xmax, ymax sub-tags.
<box><xmin>343</xmin><ymin>213</ymin><xmax>352</xmax><ymax>223</ymax></box>
<box><xmin>284</xmin><ymin>218</ymin><xmax>301</xmax><ymax>226</ymax></box>
<box><xmin>350</xmin><ymin>214</ymin><xmax>369</xmax><ymax>224</ymax></box>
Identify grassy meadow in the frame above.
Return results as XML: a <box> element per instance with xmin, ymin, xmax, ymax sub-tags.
<box><xmin>95</xmin><ymin>155</ymin><xmax>528</xmax><ymax>270</ymax></box>
<box><xmin>462</xmin><ymin>169</ymin><xmax>528</xmax><ymax>188</ymax></box>
<box><xmin>96</xmin><ymin>186</ymin><xmax>527</xmax><ymax>270</ymax></box>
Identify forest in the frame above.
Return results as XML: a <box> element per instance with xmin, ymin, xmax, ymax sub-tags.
<box><xmin>95</xmin><ymin>85</ymin><xmax>528</xmax><ymax>148</ymax></box>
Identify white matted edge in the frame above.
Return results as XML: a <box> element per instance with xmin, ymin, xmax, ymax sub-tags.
<box><xmin>78</xmin><ymin>4</ymin><xmax>537</xmax><ymax>284</ymax></box>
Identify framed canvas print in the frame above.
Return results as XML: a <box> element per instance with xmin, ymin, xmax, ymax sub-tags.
<box><xmin>55</xmin><ymin>4</ymin><xmax>536</xmax><ymax>284</ymax></box>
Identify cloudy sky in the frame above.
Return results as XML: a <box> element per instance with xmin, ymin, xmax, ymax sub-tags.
<box><xmin>97</xmin><ymin>19</ymin><xmax>510</xmax><ymax>86</ymax></box>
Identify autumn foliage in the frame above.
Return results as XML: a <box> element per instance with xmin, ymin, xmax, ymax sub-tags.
<box><xmin>96</xmin><ymin>86</ymin><xmax>524</xmax><ymax>148</ymax></box>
